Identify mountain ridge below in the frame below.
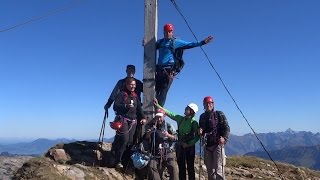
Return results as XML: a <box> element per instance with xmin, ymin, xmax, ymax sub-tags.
<box><xmin>6</xmin><ymin>141</ymin><xmax>320</xmax><ymax>180</ymax></box>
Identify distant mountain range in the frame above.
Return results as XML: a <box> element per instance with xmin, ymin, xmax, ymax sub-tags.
<box><xmin>1</xmin><ymin>128</ymin><xmax>320</xmax><ymax>161</ymax></box>
<box><xmin>0</xmin><ymin>137</ymin><xmax>114</xmax><ymax>155</ymax></box>
<box><xmin>246</xmin><ymin>144</ymin><xmax>320</xmax><ymax>170</ymax></box>
<box><xmin>0</xmin><ymin>138</ymin><xmax>76</xmax><ymax>155</ymax></box>
<box><xmin>225</xmin><ymin>128</ymin><xmax>320</xmax><ymax>155</ymax></box>
<box><xmin>221</xmin><ymin>128</ymin><xmax>320</xmax><ymax>170</ymax></box>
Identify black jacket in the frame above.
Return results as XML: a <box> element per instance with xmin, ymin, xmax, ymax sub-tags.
<box><xmin>113</xmin><ymin>88</ymin><xmax>144</xmax><ymax>120</ymax></box>
<box><xmin>106</xmin><ymin>77</ymin><xmax>143</xmax><ymax>107</ymax></box>
<box><xmin>199</xmin><ymin>110</ymin><xmax>230</xmax><ymax>147</ymax></box>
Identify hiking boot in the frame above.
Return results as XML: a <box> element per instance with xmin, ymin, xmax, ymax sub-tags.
<box><xmin>116</xmin><ymin>162</ymin><xmax>124</xmax><ymax>169</ymax></box>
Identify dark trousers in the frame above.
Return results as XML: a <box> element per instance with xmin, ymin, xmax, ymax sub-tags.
<box><xmin>176</xmin><ymin>144</ymin><xmax>195</xmax><ymax>180</ymax></box>
<box><xmin>133</xmin><ymin>122</ymin><xmax>143</xmax><ymax>145</ymax></box>
<box><xmin>112</xmin><ymin>121</ymin><xmax>137</xmax><ymax>164</ymax></box>
<box><xmin>135</xmin><ymin>165</ymin><xmax>148</xmax><ymax>180</ymax></box>
<box><xmin>156</xmin><ymin>68</ymin><xmax>174</xmax><ymax>106</ymax></box>
<box><xmin>148</xmin><ymin>157</ymin><xmax>178</xmax><ymax>180</ymax></box>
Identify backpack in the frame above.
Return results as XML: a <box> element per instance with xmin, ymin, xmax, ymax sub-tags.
<box><xmin>131</xmin><ymin>152</ymin><xmax>150</xmax><ymax>169</ymax></box>
<box><xmin>158</xmin><ymin>38</ymin><xmax>185</xmax><ymax>76</ymax></box>
<box><xmin>131</xmin><ymin>142</ymin><xmax>150</xmax><ymax>169</ymax></box>
<box><xmin>172</xmin><ymin>47</ymin><xmax>185</xmax><ymax>76</ymax></box>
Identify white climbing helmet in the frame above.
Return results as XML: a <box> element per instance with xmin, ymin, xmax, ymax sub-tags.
<box><xmin>187</xmin><ymin>103</ymin><xmax>198</xmax><ymax>114</ymax></box>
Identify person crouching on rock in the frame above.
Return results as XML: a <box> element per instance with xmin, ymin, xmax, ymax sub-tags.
<box><xmin>144</xmin><ymin>109</ymin><xmax>178</xmax><ymax>180</ymax></box>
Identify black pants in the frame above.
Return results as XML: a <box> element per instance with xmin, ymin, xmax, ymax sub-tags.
<box><xmin>112</xmin><ymin>120</ymin><xmax>137</xmax><ymax>164</ymax></box>
<box><xmin>135</xmin><ymin>165</ymin><xmax>149</xmax><ymax>180</ymax></box>
<box><xmin>176</xmin><ymin>144</ymin><xmax>195</xmax><ymax>180</ymax></box>
<box><xmin>156</xmin><ymin>67</ymin><xmax>174</xmax><ymax>106</ymax></box>
<box><xmin>133</xmin><ymin>122</ymin><xmax>144</xmax><ymax>145</ymax></box>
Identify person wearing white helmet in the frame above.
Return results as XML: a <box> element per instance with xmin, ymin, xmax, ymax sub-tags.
<box><xmin>154</xmin><ymin>98</ymin><xmax>199</xmax><ymax>180</ymax></box>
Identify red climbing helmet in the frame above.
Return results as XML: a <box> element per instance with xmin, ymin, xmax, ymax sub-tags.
<box><xmin>157</xmin><ymin>108</ymin><xmax>165</xmax><ymax>114</ymax></box>
<box><xmin>203</xmin><ymin>96</ymin><xmax>214</xmax><ymax>104</ymax></box>
<box><xmin>110</xmin><ymin>121</ymin><xmax>123</xmax><ymax>130</ymax></box>
<box><xmin>163</xmin><ymin>23</ymin><xmax>174</xmax><ymax>31</ymax></box>
<box><xmin>155</xmin><ymin>108</ymin><xmax>165</xmax><ymax>117</ymax></box>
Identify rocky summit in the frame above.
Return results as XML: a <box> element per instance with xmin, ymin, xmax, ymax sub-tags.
<box><xmin>8</xmin><ymin>141</ymin><xmax>320</xmax><ymax>180</ymax></box>
<box><xmin>0</xmin><ymin>156</ymin><xmax>33</xmax><ymax>180</ymax></box>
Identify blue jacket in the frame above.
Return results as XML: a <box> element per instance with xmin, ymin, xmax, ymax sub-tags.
<box><xmin>156</xmin><ymin>38</ymin><xmax>205</xmax><ymax>67</ymax></box>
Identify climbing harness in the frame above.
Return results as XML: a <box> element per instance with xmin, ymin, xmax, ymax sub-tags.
<box><xmin>112</xmin><ymin>115</ymin><xmax>137</xmax><ymax>136</ymax></box>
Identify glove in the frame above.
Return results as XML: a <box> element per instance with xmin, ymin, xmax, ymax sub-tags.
<box><xmin>104</xmin><ymin>100</ymin><xmax>113</xmax><ymax>111</ymax></box>
<box><xmin>104</xmin><ymin>104</ymin><xmax>109</xmax><ymax>111</ymax></box>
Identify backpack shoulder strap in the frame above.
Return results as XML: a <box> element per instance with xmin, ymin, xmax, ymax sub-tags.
<box><xmin>177</xmin><ymin>117</ymin><xmax>184</xmax><ymax>129</ymax></box>
<box><xmin>171</xmin><ymin>37</ymin><xmax>175</xmax><ymax>47</ymax></box>
<box><xmin>161</xmin><ymin>37</ymin><xmax>176</xmax><ymax>55</ymax></box>
<box><xmin>191</xmin><ymin>120</ymin><xmax>197</xmax><ymax>133</ymax></box>
<box><xmin>165</xmin><ymin>121</ymin><xmax>168</xmax><ymax>131</ymax></box>
<box><xmin>164</xmin><ymin>121</ymin><xmax>175</xmax><ymax>132</ymax></box>
<box><xmin>215</xmin><ymin>110</ymin><xmax>225</xmax><ymax>121</ymax></box>
<box><xmin>157</xmin><ymin>38</ymin><xmax>165</xmax><ymax>49</ymax></box>
<box><xmin>171</xmin><ymin>37</ymin><xmax>185</xmax><ymax>76</ymax></box>
<box><xmin>124</xmin><ymin>91</ymin><xmax>129</xmax><ymax>100</ymax></box>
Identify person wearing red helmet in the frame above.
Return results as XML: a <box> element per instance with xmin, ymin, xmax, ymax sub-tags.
<box><xmin>163</xmin><ymin>23</ymin><xmax>174</xmax><ymax>31</ymax></box>
<box><xmin>155</xmin><ymin>23</ymin><xmax>214</xmax><ymax>106</ymax></box>
<box><xmin>111</xmin><ymin>77</ymin><xmax>147</xmax><ymax>170</ymax></box>
<box><xmin>198</xmin><ymin>96</ymin><xmax>230</xmax><ymax>180</ymax></box>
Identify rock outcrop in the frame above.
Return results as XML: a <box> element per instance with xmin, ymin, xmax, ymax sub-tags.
<box><xmin>11</xmin><ymin>141</ymin><xmax>320</xmax><ymax>180</ymax></box>
<box><xmin>0</xmin><ymin>156</ymin><xmax>33</xmax><ymax>180</ymax></box>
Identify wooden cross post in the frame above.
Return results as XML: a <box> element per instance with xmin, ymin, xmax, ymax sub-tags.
<box><xmin>143</xmin><ymin>0</ymin><xmax>158</xmax><ymax>129</ymax></box>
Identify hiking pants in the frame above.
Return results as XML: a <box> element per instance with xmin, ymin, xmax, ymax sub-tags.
<box><xmin>135</xmin><ymin>165</ymin><xmax>148</xmax><ymax>180</ymax></box>
<box><xmin>156</xmin><ymin>67</ymin><xmax>173</xmax><ymax>106</ymax></box>
<box><xmin>112</xmin><ymin>120</ymin><xmax>137</xmax><ymax>164</ymax></box>
<box><xmin>204</xmin><ymin>145</ymin><xmax>226</xmax><ymax>180</ymax></box>
<box><xmin>176</xmin><ymin>144</ymin><xmax>195</xmax><ymax>180</ymax></box>
<box><xmin>148</xmin><ymin>157</ymin><xmax>178</xmax><ymax>180</ymax></box>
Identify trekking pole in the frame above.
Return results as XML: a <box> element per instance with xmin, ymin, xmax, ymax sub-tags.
<box><xmin>199</xmin><ymin>137</ymin><xmax>202</xmax><ymax>180</ymax></box>
<box><xmin>93</xmin><ymin>111</ymin><xmax>107</xmax><ymax>166</ymax></box>
<box><xmin>98</xmin><ymin>111</ymin><xmax>108</xmax><ymax>144</ymax></box>
<box><xmin>220</xmin><ymin>145</ymin><xmax>225</xmax><ymax>179</ymax></box>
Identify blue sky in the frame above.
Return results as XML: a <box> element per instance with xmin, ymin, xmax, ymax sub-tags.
<box><xmin>1</xmin><ymin>0</ymin><xmax>320</xmax><ymax>142</ymax></box>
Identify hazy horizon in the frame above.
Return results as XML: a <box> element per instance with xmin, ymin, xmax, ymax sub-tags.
<box><xmin>1</xmin><ymin>128</ymin><xmax>318</xmax><ymax>145</ymax></box>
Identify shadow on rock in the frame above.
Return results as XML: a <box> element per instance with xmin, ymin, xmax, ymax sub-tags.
<box><xmin>45</xmin><ymin>141</ymin><xmax>116</xmax><ymax>168</ymax></box>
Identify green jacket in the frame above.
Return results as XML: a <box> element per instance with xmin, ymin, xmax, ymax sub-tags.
<box><xmin>157</xmin><ymin>105</ymin><xmax>199</xmax><ymax>145</ymax></box>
